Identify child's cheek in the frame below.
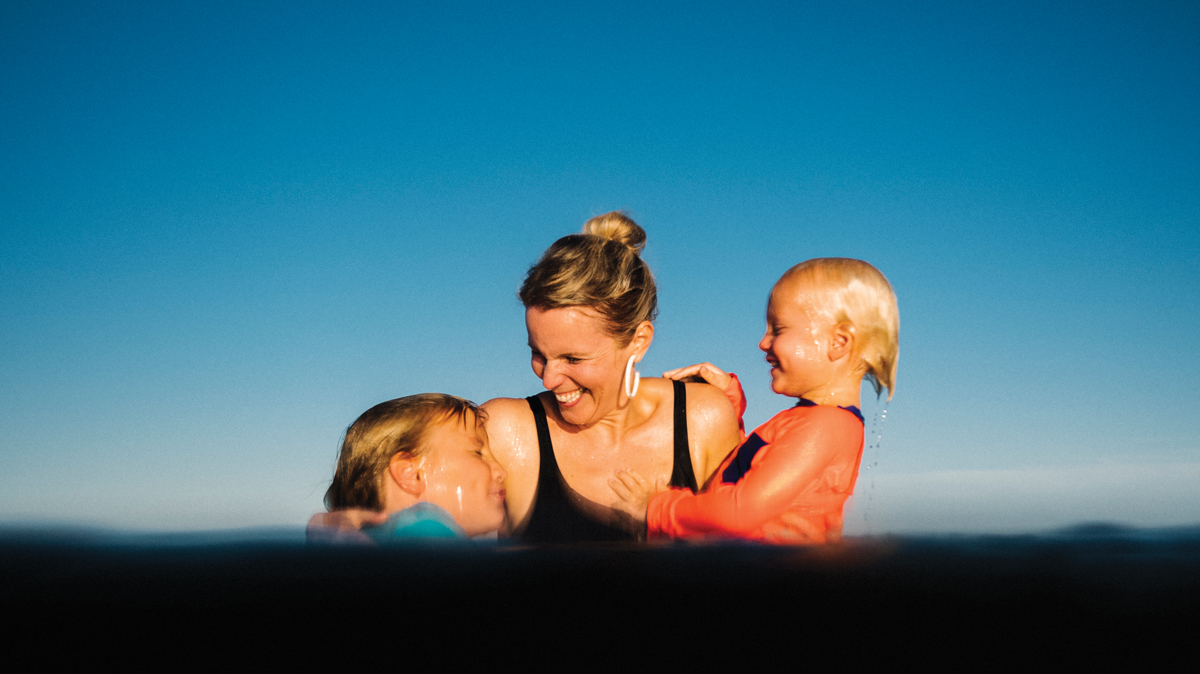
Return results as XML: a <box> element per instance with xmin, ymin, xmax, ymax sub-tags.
<box><xmin>423</xmin><ymin>461</ymin><xmax>464</xmax><ymax>519</ymax></box>
<box><xmin>792</xmin><ymin>338</ymin><xmax>816</xmax><ymax>360</ymax></box>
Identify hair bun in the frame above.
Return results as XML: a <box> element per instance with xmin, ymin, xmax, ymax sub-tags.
<box><xmin>582</xmin><ymin>211</ymin><xmax>646</xmax><ymax>254</ymax></box>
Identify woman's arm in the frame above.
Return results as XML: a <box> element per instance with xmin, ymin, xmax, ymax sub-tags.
<box><xmin>682</xmin><ymin>381</ymin><xmax>744</xmax><ymax>488</ymax></box>
<box><xmin>665</xmin><ymin>363</ymin><xmax>746</xmax><ymax>436</ymax></box>
<box><xmin>479</xmin><ymin>397</ymin><xmax>541</xmax><ymax>537</ymax></box>
<box><xmin>306</xmin><ymin>510</ymin><xmax>387</xmax><ymax>544</ymax></box>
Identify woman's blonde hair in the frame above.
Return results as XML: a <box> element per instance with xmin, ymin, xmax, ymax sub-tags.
<box><xmin>518</xmin><ymin>211</ymin><xmax>657</xmax><ymax>346</ymax></box>
<box><xmin>324</xmin><ymin>393</ymin><xmax>483</xmax><ymax>511</ymax></box>
<box><xmin>783</xmin><ymin>258</ymin><xmax>900</xmax><ymax>400</ymax></box>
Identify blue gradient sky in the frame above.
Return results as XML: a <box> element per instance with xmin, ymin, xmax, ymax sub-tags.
<box><xmin>2</xmin><ymin>1</ymin><xmax>1197</xmax><ymax>532</ymax></box>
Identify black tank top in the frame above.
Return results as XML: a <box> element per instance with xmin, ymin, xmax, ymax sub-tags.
<box><xmin>520</xmin><ymin>380</ymin><xmax>698</xmax><ymax>543</ymax></box>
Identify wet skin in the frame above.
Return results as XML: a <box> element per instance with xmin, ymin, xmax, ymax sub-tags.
<box><xmin>760</xmin><ymin>275</ymin><xmax>863</xmax><ymax>408</ymax></box>
<box><xmin>416</xmin><ymin>414</ymin><xmax>508</xmax><ymax>537</ymax></box>
<box><xmin>481</xmin><ymin>306</ymin><xmax>743</xmax><ymax>536</ymax></box>
<box><xmin>526</xmin><ymin>306</ymin><xmax>638</xmax><ymax>429</ymax></box>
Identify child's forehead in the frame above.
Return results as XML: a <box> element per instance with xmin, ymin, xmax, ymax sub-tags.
<box><xmin>771</xmin><ymin>275</ymin><xmax>831</xmax><ymax>311</ymax></box>
<box><xmin>425</xmin><ymin>411</ymin><xmax>488</xmax><ymax>450</ymax></box>
<box><xmin>435</xmin><ymin>409</ymin><xmax>487</xmax><ymax>434</ymax></box>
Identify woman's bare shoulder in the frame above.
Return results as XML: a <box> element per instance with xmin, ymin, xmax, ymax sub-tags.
<box><xmin>633</xmin><ymin>376</ymin><xmax>676</xmax><ymax>401</ymax></box>
<box><xmin>684</xmin><ymin>381</ymin><xmax>738</xmax><ymax>421</ymax></box>
<box><xmin>482</xmin><ymin>395</ymin><xmax>534</xmax><ymax>417</ymax></box>
<box><xmin>637</xmin><ymin>377</ymin><xmax>731</xmax><ymax>422</ymax></box>
<box><xmin>684</xmin><ymin>382</ymin><xmax>741</xmax><ymax>445</ymax></box>
<box><xmin>481</xmin><ymin>397</ymin><xmax>538</xmax><ymax>456</ymax></box>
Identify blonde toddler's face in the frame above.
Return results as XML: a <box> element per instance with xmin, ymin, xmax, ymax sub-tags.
<box><xmin>418</xmin><ymin>413</ymin><xmax>507</xmax><ymax>537</ymax></box>
<box><xmin>758</xmin><ymin>277</ymin><xmax>839</xmax><ymax>399</ymax></box>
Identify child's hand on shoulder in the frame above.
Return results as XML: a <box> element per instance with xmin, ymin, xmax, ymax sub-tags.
<box><xmin>609</xmin><ymin>469</ymin><xmax>666</xmax><ymax>523</ymax></box>
<box><xmin>663</xmin><ymin>362</ymin><xmax>732</xmax><ymax>391</ymax></box>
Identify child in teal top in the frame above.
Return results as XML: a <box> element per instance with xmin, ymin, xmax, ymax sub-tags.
<box><xmin>315</xmin><ymin>393</ymin><xmax>508</xmax><ymax>543</ymax></box>
<box><xmin>363</xmin><ymin>502</ymin><xmax>466</xmax><ymax>542</ymax></box>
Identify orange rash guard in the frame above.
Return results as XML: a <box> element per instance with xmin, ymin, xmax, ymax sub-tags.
<box><xmin>646</xmin><ymin>377</ymin><xmax>864</xmax><ymax>544</ymax></box>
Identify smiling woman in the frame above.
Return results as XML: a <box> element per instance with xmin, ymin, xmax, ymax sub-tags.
<box><xmin>310</xmin><ymin>214</ymin><xmax>744</xmax><ymax>543</ymax></box>
<box><xmin>480</xmin><ymin>213</ymin><xmax>743</xmax><ymax>542</ymax></box>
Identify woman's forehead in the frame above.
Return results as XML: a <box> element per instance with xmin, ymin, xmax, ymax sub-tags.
<box><xmin>525</xmin><ymin>306</ymin><xmax>614</xmax><ymax>348</ymax></box>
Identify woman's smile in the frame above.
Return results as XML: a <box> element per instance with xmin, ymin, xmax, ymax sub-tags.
<box><xmin>525</xmin><ymin>305</ymin><xmax>635</xmax><ymax>425</ymax></box>
<box><xmin>555</xmin><ymin>389</ymin><xmax>583</xmax><ymax>406</ymax></box>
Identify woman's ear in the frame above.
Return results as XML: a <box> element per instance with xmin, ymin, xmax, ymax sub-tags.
<box><xmin>630</xmin><ymin>321</ymin><xmax>655</xmax><ymax>360</ymax></box>
<box><xmin>828</xmin><ymin>322</ymin><xmax>856</xmax><ymax>362</ymax></box>
<box><xmin>387</xmin><ymin>453</ymin><xmax>424</xmax><ymax>497</ymax></box>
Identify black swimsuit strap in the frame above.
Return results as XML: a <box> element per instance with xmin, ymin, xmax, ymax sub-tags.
<box><xmin>522</xmin><ymin>395</ymin><xmax>633</xmax><ymax>542</ymax></box>
<box><xmin>520</xmin><ymin>385</ymin><xmax>699</xmax><ymax>542</ymax></box>
<box><xmin>526</xmin><ymin>394</ymin><xmax>559</xmax><ymax>481</ymax></box>
<box><xmin>668</xmin><ymin>379</ymin><xmax>699</xmax><ymax>492</ymax></box>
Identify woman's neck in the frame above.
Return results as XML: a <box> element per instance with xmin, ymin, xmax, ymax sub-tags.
<box><xmin>552</xmin><ymin>379</ymin><xmax>661</xmax><ymax>439</ymax></box>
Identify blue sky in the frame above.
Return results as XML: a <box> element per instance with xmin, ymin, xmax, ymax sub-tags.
<box><xmin>2</xmin><ymin>1</ymin><xmax>1197</xmax><ymax>532</ymax></box>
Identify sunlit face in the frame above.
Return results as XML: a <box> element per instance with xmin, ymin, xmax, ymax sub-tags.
<box><xmin>758</xmin><ymin>277</ymin><xmax>838</xmax><ymax>399</ymax></box>
<box><xmin>418</xmin><ymin>412</ymin><xmax>507</xmax><ymax>537</ymax></box>
<box><xmin>525</xmin><ymin>306</ymin><xmax>633</xmax><ymax>426</ymax></box>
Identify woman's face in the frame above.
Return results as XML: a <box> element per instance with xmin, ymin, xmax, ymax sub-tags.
<box><xmin>525</xmin><ymin>306</ymin><xmax>635</xmax><ymax>427</ymax></box>
<box><xmin>418</xmin><ymin>412</ymin><xmax>507</xmax><ymax>537</ymax></box>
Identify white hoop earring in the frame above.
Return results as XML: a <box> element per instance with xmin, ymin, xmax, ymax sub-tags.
<box><xmin>624</xmin><ymin>354</ymin><xmax>641</xmax><ymax>399</ymax></box>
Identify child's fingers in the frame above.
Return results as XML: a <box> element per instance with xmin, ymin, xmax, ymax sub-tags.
<box><xmin>623</xmin><ymin>469</ymin><xmax>649</xmax><ymax>488</ymax></box>
<box><xmin>609</xmin><ymin>477</ymin><xmax>632</xmax><ymax>500</ymax></box>
<box><xmin>664</xmin><ymin>363</ymin><xmax>731</xmax><ymax>389</ymax></box>
<box><xmin>309</xmin><ymin>508</ymin><xmax>387</xmax><ymax>531</ymax></box>
<box><xmin>696</xmin><ymin>363</ymin><xmax>732</xmax><ymax>389</ymax></box>
<box><xmin>663</xmin><ymin>364</ymin><xmax>704</xmax><ymax>380</ymax></box>
<box><xmin>612</xmin><ymin>469</ymin><xmax>638</xmax><ymax>486</ymax></box>
<box><xmin>307</xmin><ymin>509</ymin><xmax>386</xmax><ymax>545</ymax></box>
<box><xmin>609</xmin><ymin>470</ymin><xmax>641</xmax><ymax>498</ymax></box>
<box><xmin>663</xmin><ymin>364</ymin><xmax>705</xmax><ymax>379</ymax></box>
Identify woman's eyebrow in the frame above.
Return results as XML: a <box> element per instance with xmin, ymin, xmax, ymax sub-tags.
<box><xmin>528</xmin><ymin>343</ymin><xmax>590</xmax><ymax>359</ymax></box>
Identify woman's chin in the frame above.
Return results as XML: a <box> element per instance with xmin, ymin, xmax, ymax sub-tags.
<box><xmin>556</xmin><ymin>397</ymin><xmax>597</xmax><ymax>423</ymax></box>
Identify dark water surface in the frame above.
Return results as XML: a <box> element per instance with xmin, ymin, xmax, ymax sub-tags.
<box><xmin>4</xmin><ymin>523</ymin><xmax>1198</xmax><ymax>664</ymax></box>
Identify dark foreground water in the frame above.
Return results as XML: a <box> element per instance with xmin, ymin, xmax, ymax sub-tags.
<box><xmin>4</xmin><ymin>523</ymin><xmax>1198</xmax><ymax>665</ymax></box>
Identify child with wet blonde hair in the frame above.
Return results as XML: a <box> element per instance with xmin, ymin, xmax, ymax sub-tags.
<box><xmin>316</xmin><ymin>393</ymin><xmax>508</xmax><ymax>541</ymax></box>
<box><xmin>612</xmin><ymin>258</ymin><xmax>898</xmax><ymax>544</ymax></box>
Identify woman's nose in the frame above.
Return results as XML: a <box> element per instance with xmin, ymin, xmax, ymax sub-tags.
<box><xmin>540</xmin><ymin>360</ymin><xmax>565</xmax><ymax>389</ymax></box>
<box><xmin>759</xmin><ymin>333</ymin><xmax>772</xmax><ymax>352</ymax></box>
